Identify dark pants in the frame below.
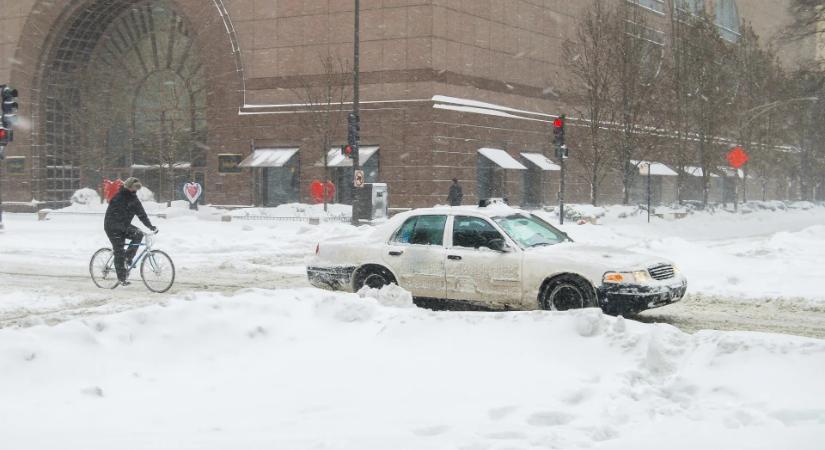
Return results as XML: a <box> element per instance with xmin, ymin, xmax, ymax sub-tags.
<box><xmin>105</xmin><ymin>225</ymin><xmax>143</xmax><ymax>281</ymax></box>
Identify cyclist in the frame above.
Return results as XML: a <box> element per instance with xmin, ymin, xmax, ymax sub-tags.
<box><xmin>104</xmin><ymin>177</ymin><xmax>157</xmax><ymax>286</ymax></box>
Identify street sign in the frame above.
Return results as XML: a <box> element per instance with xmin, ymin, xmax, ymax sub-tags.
<box><xmin>727</xmin><ymin>147</ymin><xmax>749</xmax><ymax>169</ymax></box>
<box><xmin>353</xmin><ymin>170</ymin><xmax>365</xmax><ymax>188</ymax></box>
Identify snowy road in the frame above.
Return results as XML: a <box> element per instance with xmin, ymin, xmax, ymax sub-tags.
<box><xmin>2</xmin><ymin>203</ymin><xmax>825</xmax><ymax>338</ymax></box>
<box><xmin>3</xmin><ymin>265</ymin><xmax>825</xmax><ymax>338</ymax></box>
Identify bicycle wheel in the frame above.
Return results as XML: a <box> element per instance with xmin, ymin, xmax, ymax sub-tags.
<box><xmin>90</xmin><ymin>248</ymin><xmax>119</xmax><ymax>289</ymax></box>
<box><xmin>140</xmin><ymin>250</ymin><xmax>175</xmax><ymax>293</ymax></box>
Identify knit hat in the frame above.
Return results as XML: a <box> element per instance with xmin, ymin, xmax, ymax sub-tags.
<box><xmin>124</xmin><ymin>177</ymin><xmax>142</xmax><ymax>190</ymax></box>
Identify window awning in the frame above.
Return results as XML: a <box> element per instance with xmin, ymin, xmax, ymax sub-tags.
<box><xmin>631</xmin><ymin>160</ymin><xmax>678</xmax><ymax>176</ymax></box>
<box><xmin>239</xmin><ymin>148</ymin><xmax>299</xmax><ymax>168</ymax></box>
<box><xmin>717</xmin><ymin>167</ymin><xmax>744</xmax><ymax>178</ymax></box>
<box><xmin>318</xmin><ymin>146</ymin><xmax>379</xmax><ymax>167</ymax></box>
<box><xmin>683</xmin><ymin>165</ymin><xmax>719</xmax><ymax>178</ymax></box>
<box><xmin>521</xmin><ymin>152</ymin><xmax>560</xmax><ymax>171</ymax></box>
<box><xmin>478</xmin><ymin>148</ymin><xmax>526</xmax><ymax>170</ymax></box>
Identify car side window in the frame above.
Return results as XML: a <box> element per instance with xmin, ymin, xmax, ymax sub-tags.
<box><xmin>452</xmin><ymin>216</ymin><xmax>504</xmax><ymax>249</ymax></box>
<box><xmin>392</xmin><ymin>215</ymin><xmax>447</xmax><ymax>246</ymax></box>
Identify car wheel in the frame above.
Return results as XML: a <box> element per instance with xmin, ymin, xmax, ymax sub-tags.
<box><xmin>542</xmin><ymin>275</ymin><xmax>598</xmax><ymax>311</ymax></box>
<box><xmin>355</xmin><ymin>266</ymin><xmax>396</xmax><ymax>290</ymax></box>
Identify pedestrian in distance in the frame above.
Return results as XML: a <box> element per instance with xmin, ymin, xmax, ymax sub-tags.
<box><xmin>447</xmin><ymin>178</ymin><xmax>463</xmax><ymax>206</ymax></box>
<box><xmin>104</xmin><ymin>177</ymin><xmax>157</xmax><ymax>286</ymax></box>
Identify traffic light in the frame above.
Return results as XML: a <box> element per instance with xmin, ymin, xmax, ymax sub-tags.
<box><xmin>553</xmin><ymin>114</ymin><xmax>568</xmax><ymax>159</ymax></box>
<box><xmin>347</xmin><ymin>112</ymin><xmax>360</xmax><ymax>147</ymax></box>
<box><xmin>1</xmin><ymin>85</ymin><xmax>18</xmax><ymax>148</ymax></box>
<box><xmin>341</xmin><ymin>144</ymin><xmax>354</xmax><ymax>159</ymax></box>
<box><xmin>553</xmin><ymin>114</ymin><xmax>565</xmax><ymax>147</ymax></box>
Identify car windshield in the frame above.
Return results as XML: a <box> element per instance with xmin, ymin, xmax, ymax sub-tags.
<box><xmin>492</xmin><ymin>214</ymin><xmax>568</xmax><ymax>248</ymax></box>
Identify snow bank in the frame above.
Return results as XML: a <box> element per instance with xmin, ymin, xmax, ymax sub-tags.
<box><xmin>0</xmin><ymin>289</ymin><xmax>823</xmax><ymax>449</ymax></box>
<box><xmin>70</xmin><ymin>188</ymin><xmax>100</xmax><ymax>205</ymax></box>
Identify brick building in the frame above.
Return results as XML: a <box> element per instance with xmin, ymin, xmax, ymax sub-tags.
<box><xmin>0</xmin><ymin>0</ymin><xmax>814</xmax><ymax>209</ymax></box>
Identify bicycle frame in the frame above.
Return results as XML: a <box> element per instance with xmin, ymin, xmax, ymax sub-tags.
<box><xmin>124</xmin><ymin>233</ymin><xmax>156</xmax><ymax>270</ymax></box>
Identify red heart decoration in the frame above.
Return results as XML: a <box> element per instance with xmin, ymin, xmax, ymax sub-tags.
<box><xmin>183</xmin><ymin>182</ymin><xmax>202</xmax><ymax>203</ymax></box>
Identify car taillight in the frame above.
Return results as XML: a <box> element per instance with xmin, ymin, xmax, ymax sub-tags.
<box><xmin>315</xmin><ymin>243</ymin><xmax>320</xmax><ymax>255</ymax></box>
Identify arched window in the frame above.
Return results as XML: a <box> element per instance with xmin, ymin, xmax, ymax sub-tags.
<box><xmin>715</xmin><ymin>0</ymin><xmax>740</xmax><ymax>42</ymax></box>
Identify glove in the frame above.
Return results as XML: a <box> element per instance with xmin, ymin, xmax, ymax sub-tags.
<box><xmin>150</xmin><ymin>226</ymin><xmax>158</xmax><ymax>233</ymax></box>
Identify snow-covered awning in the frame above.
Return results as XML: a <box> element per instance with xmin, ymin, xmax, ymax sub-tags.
<box><xmin>521</xmin><ymin>152</ymin><xmax>560</xmax><ymax>171</ymax></box>
<box><xmin>683</xmin><ymin>166</ymin><xmax>719</xmax><ymax>178</ymax></box>
<box><xmin>239</xmin><ymin>148</ymin><xmax>299</xmax><ymax>168</ymax></box>
<box><xmin>631</xmin><ymin>160</ymin><xmax>678</xmax><ymax>176</ymax></box>
<box><xmin>317</xmin><ymin>146</ymin><xmax>380</xmax><ymax>168</ymax></box>
<box><xmin>478</xmin><ymin>148</ymin><xmax>527</xmax><ymax>170</ymax></box>
<box><xmin>717</xmin><ymin>167</ymin><xmax>744</xmax><ymax>178</ymax></box>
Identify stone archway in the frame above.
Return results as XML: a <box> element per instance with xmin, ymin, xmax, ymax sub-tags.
<box><xmin>39</xmin><ymin>0</ymin><xmax>206</xmax><ymax>202</ymax></box>
<box><xmin>8</xmin><ymin>0</ymin><xmax>243</xmax><ymax>205</ymax></box>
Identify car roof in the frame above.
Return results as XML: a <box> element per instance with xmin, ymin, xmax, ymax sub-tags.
<box><xmin>404</xmin><ymin>204</ymin><xmax>530</xmax><ymax>218</ymax></box>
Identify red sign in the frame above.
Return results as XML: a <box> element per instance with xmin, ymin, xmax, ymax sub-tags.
<box><xmin>726</xmin><ymin>147</ymin><xmax>749</xmax><ymax>169</ymax></box>
<box><xmin>309</xmin><ymin>180</ymin><xmax>336</xmax><ymax>203</ymax></box>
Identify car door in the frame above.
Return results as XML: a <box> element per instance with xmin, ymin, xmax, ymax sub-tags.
<box><xmin>445</xmin><ymin>215</ymin><xmax>522</xmax><ymax>308</ymax></box>
<box><xmin>382</xmin><ymin>215</ymin><xmax>447</xmax><ymax>299</ymax></box>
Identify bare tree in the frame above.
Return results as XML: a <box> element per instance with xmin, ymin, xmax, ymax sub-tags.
<box><xmin>679</xmin><ymin>14</ymin><xmax>738</xmax><ymax>208</ymax></box>
<box><xmin>731</xmin><ymin>24</ymin><xmax>785</xmax><ymax>203</ymax></box>
<box><xmin>612</xmin><ymin>3</ymin><xmax>669</xmax><ymax>205</ymax></box>
<box><xmin>291</xmin><ymin>54</ymin><xmax>350</xmax><ymax>211</ymax></box>
<box><xmin>783</xmin><ymin>0</ymin><xmax>825</xmax><ymax>41</ymax></box>
<box><xmin>132</xmin><ymin>77</ymin><xmax>204</xmax><ymax>207</ymax></box>
<box><xmin>562</xmin><ymin>0</ymin><xmax>619</xmax><ymax>206</ymax></box>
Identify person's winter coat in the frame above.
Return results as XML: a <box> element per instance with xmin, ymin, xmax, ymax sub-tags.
<box><xmin>447</xmin><ymin>183</ymin><xmax>463</xmax><ymax>206</ymax></box>
<box><xmin>104</xmin><ymin>187</ymin><xmax>154</xmax><ymax>233</ymax></box>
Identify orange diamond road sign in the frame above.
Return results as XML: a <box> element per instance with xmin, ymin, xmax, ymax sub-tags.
<box><xmin>727</xmin><ymin>147</ymin><xmax>749</xmax><ymax>169</ymax></box>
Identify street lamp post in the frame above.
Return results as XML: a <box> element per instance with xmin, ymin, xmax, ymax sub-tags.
<box><xmin>350</xmin><ymin>0</ymin><xmax>361</xmax><ymax>225</ymax></box>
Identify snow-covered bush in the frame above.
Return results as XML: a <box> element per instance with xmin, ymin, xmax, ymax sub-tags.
<box><xmin>563</xmin><ymin>204</ymin><xmax>606</xmax><ymax>222</ymax></box>
<box><xmin>70</xmin><ymin>188</ymin><xmax>101</xmax><ymax>205</ymax></box>
<box><xmin>788</xmin><ymin>201</ymin><xmax>815</xmax><ymax>210</ymax></box>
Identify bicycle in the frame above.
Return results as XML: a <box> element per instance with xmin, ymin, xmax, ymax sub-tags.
<box><xmin>89</xmin><ymin>230</ymin><xmax>176</xmax><ymax>293</ymax></box>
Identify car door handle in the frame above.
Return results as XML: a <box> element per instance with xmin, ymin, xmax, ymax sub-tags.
<box><xmin>448</xmin><ymin>255</ymin><xmax>462</xmax><ymax>261</ymax></box>
<box><xmin>389</xmin><ymin>250</ymin><xmax>404</xmax><ymax>256</ymax></box>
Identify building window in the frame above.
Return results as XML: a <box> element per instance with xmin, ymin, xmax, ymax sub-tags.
<box><xmin>624</xmin><ymin>20</ymin><xmax>666</xmax><ymax>84</ymax></box>
<box><xmin>626</xmin><ymin>0</ymin><xmax>665</xmax><ymax>14</ymax></box>
<box><xmin>218</xmin><ymin>154</ymin><xmax>243</xmax><ymax>173</ymax></box>
<box><xmin>674</xmin><ymin>0</ymin><xmax>704</xmax><ymax>16</ymax></box>
<box><xmin>6</xmin><ymin>156</ymin><xmax>25</xmax><ymax>175</ymax></box>
<box><xmin>715</xmin><ymin>0</ymin><xmax>740</xmax><ymax>42</ymax></box>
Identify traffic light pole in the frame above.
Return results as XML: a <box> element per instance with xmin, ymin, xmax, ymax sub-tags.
<box><xmin>559</xmin><ymin>154</ymin><xmax>565</xmax><ymax>225</ymax></box>
<box><xmin>351</xmin><ymin>0</ymin><xmax>361</xmax><ymax>225</ymax></box>
<box><xmin>352</xmin><ymin>0</ymin><xmax>360</xmax><ymax>171</ymax></box>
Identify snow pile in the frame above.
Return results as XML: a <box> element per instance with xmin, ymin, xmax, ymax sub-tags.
<box><xmin>563</xmin><ymin>204</ymin><xmax>607</xmax><ymax>222</ymax></box>
<box><xmin>357</xmin><ymin>283</ymin><xmax>415</xmax><ymax>308</ymax></box>
<box><xmin>232</xmin><ymin>202</ymin><xmax>352</xmax><ymax>219</ymax></box>
<box><xmin>0</xmin><ymin>289</ymin><xmax>823</xmax><ymax>449</ymax></box>
<box><xmin>70</xmin><ymin>188</ymin><xmax>100</xmax><ymax>205</ymax></box>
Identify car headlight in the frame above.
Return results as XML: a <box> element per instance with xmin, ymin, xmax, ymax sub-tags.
<box><xmin>603</xmin><ymin>270</ymin><xmax>652</xmax><ymax>284</ymax></box>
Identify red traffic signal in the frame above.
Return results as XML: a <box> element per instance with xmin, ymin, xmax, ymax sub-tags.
<box><xmin>553</xmin><ymin>114</ymin><xmax>565</xmax><ymax>146</ymax></box>
<box><xmin>0</xmin><ymin>129</ymin><xmax>6</xmax><ymax>140</ymax></box>
<box><xmin>341</xmin><ymin>144</ymin><xmax>354</xmax><ymax>158</ymax></box>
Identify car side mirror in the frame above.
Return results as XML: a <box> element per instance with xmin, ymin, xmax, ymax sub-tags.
<box><xmin>487</xmin><ymin>238</ymin><xmax>508</xmax><ymax>252</ymax></box>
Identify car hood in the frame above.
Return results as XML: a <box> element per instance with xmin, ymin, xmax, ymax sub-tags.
<box><xmin>524</xmin><ymin>242</ymin><xmax>672</xmax><ymax>272</ymax></box>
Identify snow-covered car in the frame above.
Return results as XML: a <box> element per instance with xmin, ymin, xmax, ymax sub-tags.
<box><xmin>307</xmin><ymin>204</ymin><xmax>687</xmax><ymax>315</ymax></box>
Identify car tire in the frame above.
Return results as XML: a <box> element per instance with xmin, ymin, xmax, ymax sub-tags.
<box><xmin>541</xmin><ymin>275</ymin><xmax>598</xmax><ymax>311</ymax></box>
<box><xmin>354</xmin><ymin>266</ymin><xmax>396</xmax><ymax>290</ymax></box>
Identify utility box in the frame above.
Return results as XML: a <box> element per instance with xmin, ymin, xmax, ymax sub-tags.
<box><xmin>353</xmin><ymin>183</ymin><xmax>388</xmax><ymax>222</ymax></box>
